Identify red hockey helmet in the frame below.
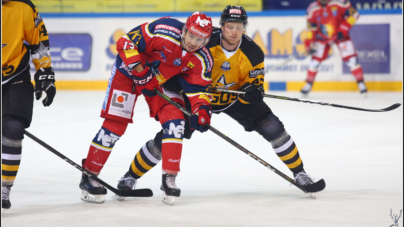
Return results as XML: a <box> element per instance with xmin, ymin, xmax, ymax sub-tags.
<box><xmin>185</xmin><ymin>11</ymin><xmax>212</xmax><ymax>39</ymax></box>
<box><xmin>182</xmin><ymin>11</ymin><xmax>212</xmax><ymax>51</ymax></box>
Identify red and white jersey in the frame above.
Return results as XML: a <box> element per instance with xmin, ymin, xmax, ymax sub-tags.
<box><xmin>115</xmin><ymin>17</ymin><xmax>213</xmax><ymax>109</ymax></box>
<box><xmin>306</xmin><ymin>0</ymin><xmax>359</xmax><ymax>42</ymax></box>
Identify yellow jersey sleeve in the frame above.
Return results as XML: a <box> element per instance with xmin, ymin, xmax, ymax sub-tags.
<box><xmin>24</xmin><ymin>4</ymin><xmax>52</xmax><ymax>70</ymax></box>
<box><xmin>237</xmin><ymin>36</ymin><xmax>265</xmax><ymax>104</ymax></box>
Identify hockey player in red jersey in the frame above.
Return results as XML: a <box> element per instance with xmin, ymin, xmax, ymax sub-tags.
<box><xmin>115</xmin><ymin>5</ymin><xmax>325</xmax><ymax>205</ymax></box>
<box><xmin>301</xmin><ymin>0</ymin><xmax>368</xmax><ymax>95</ymax></box>
<box><xmin>79</xmin><ymin>12</ymin><xmax>213</xmax><ymax>204</ymax></box>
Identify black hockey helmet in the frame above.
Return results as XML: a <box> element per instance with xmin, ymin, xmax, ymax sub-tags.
<box><xmin>219</xmin><ymin>5</ymin><xmax>248</xmax><ymax>27</ymax></box>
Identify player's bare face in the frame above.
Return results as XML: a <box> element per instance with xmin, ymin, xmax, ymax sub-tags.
<box><xmin>222</xmin><ymin>22</ymin><xmax>244</xmax><ymax>46</ymax></box>
<box><xmin>182</xmin><ymin>31</ymin><xmax>207</xmax><ymax>52</ymax></box>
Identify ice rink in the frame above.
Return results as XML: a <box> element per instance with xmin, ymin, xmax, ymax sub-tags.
<box><xmin>2</xmin><ymin>91</ymin><xmax>403</xmax><ymax>227</ymax></box>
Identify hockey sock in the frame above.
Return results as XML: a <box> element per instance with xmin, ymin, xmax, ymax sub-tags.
<box><xmin>306</xmin><ymin>59</ymin><xmax>320</xmax><ymax>83</ymax></box>
<box><xmin>306</xmin><ymin>69</ymin><xmax>318</xmax><ymax>83</ymax></box>
<box><xmin>161</xmin><ymin>120</ymin><xmax>185</xmax><ymax>172</ymax></box>
<box><xmin>84</xmin><ymin>127</ymin><xmax>121</xmax><ymax>174</ymax></box>
<box><xmin>2</xmin><ymin>116</ymin><xmax>25</xmax><ymax>187</ymax></box>
<box><xmin>271</xmin><ymin>131</ymin><xmax>304</xmax><ymax>174</ymax></box>
<box><xmin>344</xmin><ymin>56</ymin><xmax>364</xmax><ymax>82</ymax></box>
<box><xmin>128</xmin><ymin>140</ymin><xmax>161</xmax><ymax>179</ymax></box>
<box><xmin>2</xmin><ymin>137</ymin><xmax>22</xmax><ymax>187</ymax></box>
<box><xmin>351</xmin><ymin>66</ymin><xmax>364</xmax><ymax>82</ymax></box>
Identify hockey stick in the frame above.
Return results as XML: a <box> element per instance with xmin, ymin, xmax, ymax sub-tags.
<box><xmin>24</xmin><ymin>130</ymin><xmax>153</xmax><ymax>197</ymax></box>
<box><xmin>155</xmin><ymin>89</ymin><xmax>325</xmax><ymax>194</ymax></box>
<box><xmin>211</xmin><ymin>88</ymin><xmax>401</xmax><ymax>112</ymax></box>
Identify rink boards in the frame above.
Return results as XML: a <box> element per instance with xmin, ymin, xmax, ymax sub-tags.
<box><xmin>33</xmin><ymin>12</ymin><xmax>402</xmax><ymax>91</ymax></box>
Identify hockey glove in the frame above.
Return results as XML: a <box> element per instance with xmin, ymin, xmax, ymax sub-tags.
<box><xmin>239</xmin><ymin>83</ymin><xmax>264</xmax><ymax>104</ymax></box>
<box><xmin>190</xmin><ymin>104</ymin><xmax>211</xmax><ymax>133</ymax></box>
<box><xmin>34</xmin><ymin>67</ymin><xmax>56</xmax><ymax>107</ymax></box>
<box><xmin>131</xmin><ymin>60</ymin><xmax>161</xmax><ymax>97</ymax></box>
<box><xmin>304</xmin><ymin>38</ymin><xmax>314</xmax><ymax>53</ymax></box>
<box><xmin>337</xmin><ymin>21</ymin><xmax>351</xmax><ymax>38</ymax></box>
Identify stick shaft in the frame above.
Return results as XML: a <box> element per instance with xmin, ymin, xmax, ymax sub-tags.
<box><xmin>155</xmin><ymin>90</ymin><xmax>306</xmax><ymax>191</ymax></box>
<box><xmin>212</xmin><ymin>88</ymin><xmax>401</xmax><ymax>112</ymax></box>
<box><xmin>24</xmin><ymin>130</ymin><xmax>121</xmax><ymax>194</ymax></box>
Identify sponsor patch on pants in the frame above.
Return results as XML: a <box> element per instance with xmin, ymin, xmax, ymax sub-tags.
<box><xmin>107</xmin><ymin>89</ymin><xmax>136</xmax><ymax>119</ymax></box>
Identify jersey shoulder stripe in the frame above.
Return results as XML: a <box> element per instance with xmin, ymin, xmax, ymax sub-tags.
<box><xmin>239</xmin><ymin>35</ymin><xmax>264</xmax><ymax>68</ymax></box>
<box><xmin>195</xmin><ymin>46</ymin><xmax>213</xmax><ymax>73</ymax></box>
<box><xmin>329</xmin><ymin>0</ymin><xmax>350</xmax><ymax>8</ymax></box>
<box><xmin>146</xmin><ymin>17</ymin><xmax>183</xmax><ymax>44</ymax></box>
<box><xmin>193</xmin><ymin>48</ymin><xmax>213</xmax><ymax>82</ymax></box>
<box><xmin>307</xmin><ymin>1</ymin><xmax>320</xmax><ymax>14</ymax></box>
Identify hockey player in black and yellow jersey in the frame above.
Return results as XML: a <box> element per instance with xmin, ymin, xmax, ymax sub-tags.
<box><xmin>114</xmin><ymin>6</ymin><xmax>323</xmax><ymax>203</ymax></box>
<box><xmin>2</xmin><ymin>0</ymin><xmax>56</xmax><ymax>213</ymax></box>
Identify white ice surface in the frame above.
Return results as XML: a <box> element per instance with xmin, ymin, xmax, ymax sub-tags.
<box><xmin>2</xmin><ymin>91</ymin><xmax>403</xmax><ymax>227</ymax></box>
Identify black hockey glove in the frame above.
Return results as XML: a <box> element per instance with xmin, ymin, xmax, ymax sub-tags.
<box><xmin>34</xmin><ymin>67</ymin><xmax>56</xmax><ymax>107</ymax></box>
<box><xmin>239</xmin><ymin>83</ymin><xmax>264</xmax><ymax>104</ymax></box>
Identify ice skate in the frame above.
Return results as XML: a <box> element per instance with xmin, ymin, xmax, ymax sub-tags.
<box><xmin>161</xmin><ymin>173</ymin><xmax>181</xmax><ymax>206</ymax></box>
<box><xmin>79</xmin><ymin>173</ymin><xmax>107</xmax><ymax>203</ymax></box>
<box><xmin>114</xmin><ymin>171</ymin><xmax>137</xmax><ymax>201</ymax></box>
<box><xmin>294</xmin><ymin>169</ymin><xmax>318</xmax><ymax>198</ymax></box>
<box><xmin>300</xmin><ymin>82</ymin><xmax>313</xmax><ymax>96</ymax></box>
<box><xmin>2</xmin><ymin>186</ymin><xmax>11</xmax><ymax>215</ymax></box>
<box><xmin>79</xmin><ymin>159</ymin><xmax>107</xmax><ymax>203</ymax></box>
<box><xmin>357</xmin><ymin>81</ymin><xmax>367</xmax><ymax>97</ymax></box>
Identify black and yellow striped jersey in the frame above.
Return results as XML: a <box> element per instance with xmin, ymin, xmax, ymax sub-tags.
<box><xmin>207</xmin><ymin>28</ymin><xmax>265</xmax><ymax>111</ymax></box>
<box><xmin>1</xmin><ymin>0</ymin><xmax>52</xmax><ymax>85</ymax></box>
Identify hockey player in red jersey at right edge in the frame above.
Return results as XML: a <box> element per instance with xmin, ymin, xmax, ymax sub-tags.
<box><xmin>79</xmin><ymin>12</ymin><xmax>213</xmax><ymax>204</ymax></box>
<box><xmin>301</xmin><ymin>0</ymin><xmax>368</xmax><ymax>96</ymax></box>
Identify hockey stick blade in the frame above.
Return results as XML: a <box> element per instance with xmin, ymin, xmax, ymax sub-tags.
<box><xmin>301</xmin><ymin>179</ymin><xmax>326</xmax><ymax>193</ymax></box>
<box><xmin>24</xmin><ymin>130</ymin><xmax>153</xmax><ymax>198</ymax></box>
<box><xmin>381</xmin><ymin>103</ymin><xmax>401</xmax><ymax>112</ymax></box>
<box><xmin>115</xmin><ymin>188</ymin><xmax>153</xmax><ymax>197</ymax></box>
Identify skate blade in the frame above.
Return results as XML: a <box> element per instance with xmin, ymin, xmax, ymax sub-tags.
<box><xmin>309</xmin><ymin>193</ymin><xmax>316</xmax><ymax>199</ymax></box>
<box><xmin>81</xmin><ymin>190</ymin><xmax>105</xmax><ymax>204</ymax></box>
<box><xmin>113</xmin><ymin>194</ymin><xmax>126</xmax><ymax>201</ymax></box>
<box><xmin>162</xmin><ymin>195</ymin><xmax>176</xmax><ymax>206</ymax></box>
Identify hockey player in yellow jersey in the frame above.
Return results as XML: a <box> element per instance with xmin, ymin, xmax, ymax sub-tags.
<box><xmin>2</xmin><ymin>0</ymin><xmax>56</xmax><ymax>213</ymax></box>
<box><xmin>114</xmin><ymin>6</ymin><xmax>323</xmax><ymax>205</ymax></box>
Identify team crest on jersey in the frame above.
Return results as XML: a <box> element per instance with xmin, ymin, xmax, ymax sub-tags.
<box><xmin>323</xmin><ymin>12</ymin><xmax>328</xmax><ymax>17</ymax></box>
<box><xmin>220</xmin><ymin>61</ymin><xmax>231</xmax><ymax>71</ymax></box>
<box><xmin>173</xmin><ymin>58</ymin><xmax>182</xmax><ymax>66</ymax></box>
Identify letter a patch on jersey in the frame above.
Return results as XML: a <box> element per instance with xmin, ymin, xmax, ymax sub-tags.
<box><xmin>108</xmin><ymin>90</ymin><xmax>137</xmax><ymax>119</ymax></box>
